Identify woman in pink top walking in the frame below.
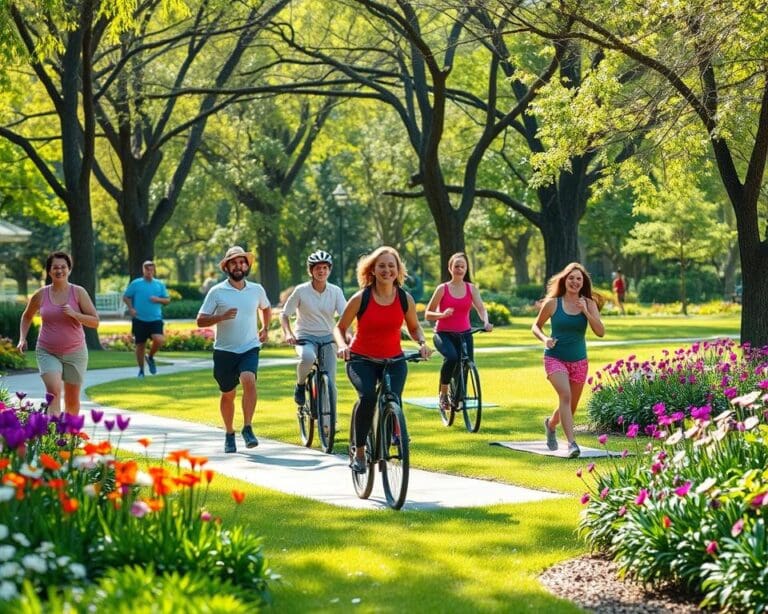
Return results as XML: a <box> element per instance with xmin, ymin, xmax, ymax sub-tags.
<box><xmin>425</xmin><ymin>252</ymin><xmax>493</xmax><ymax>413</ymax></box>
<box><xmin>17</xmin><ymin>251</ymin><xmax>99</xmax><ymax>416</ymax></box>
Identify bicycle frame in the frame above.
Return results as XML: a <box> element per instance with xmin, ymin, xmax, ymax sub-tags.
<box><xmin>296</xmin><ymin>339</ymin><xmax>337</xmax><ymax>452</ymax></box>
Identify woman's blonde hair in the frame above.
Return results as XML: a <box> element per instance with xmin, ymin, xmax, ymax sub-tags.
<box><xmin>356</xmin><ymin>246</ymin><xmax>407</xmax><ymax>288</ymax></box>
<box><xmin>545</xmin><ymin>262</ymin><xmax>604</xmax><ymax>309</ymax></box>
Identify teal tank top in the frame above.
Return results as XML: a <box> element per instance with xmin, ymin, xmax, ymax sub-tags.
<box><xmin>544</xmin><ymin>297</ymin><xmax>588</xmax><ymax>362</ymax></box>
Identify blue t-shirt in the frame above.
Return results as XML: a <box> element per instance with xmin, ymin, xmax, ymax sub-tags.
<box><xmin>124</xmin><ymin>278</ymin><xmax>169</xmax><ymax>322</ymax></box>
<box><xmin>544</xmin><ymin>297</ymin><xmax>588</xmax><ymax>362</ymax></box>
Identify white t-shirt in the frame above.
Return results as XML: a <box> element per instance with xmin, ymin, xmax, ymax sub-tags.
<box><xmin>198</xmin><ymin>280</ymin><xmax>270</xmax><ymax>353</ymax></box>
<box><xmin>282</xmin><ymin>281</ymin><xmax>346</xmax><ymax>337</ymax></box>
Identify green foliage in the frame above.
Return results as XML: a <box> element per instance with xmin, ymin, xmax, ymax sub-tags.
<box><xmin>513</xmin><ymin>284</ymin><xmax>545</xmax><ymax>302</ymax></box>
<box><xmin>480</xmin><ymin>301</ymin><xmax>512</xmax><ymax>327</ymax></box>
<box><xmin>0</xmin><ymin>337</ymin><xmax>25</xmax><ymax>371</ymax></box>
<box><xmin>637</xmin><ymin>270</ymin><xmax>722</xmax><ymax>304</ymax></box>
<box><xmin>587</xmin><ymin>339</ymin><xmax>764</xmax><ymax>431</ymax></box>
<box><xmin>166</xmin><ymin>283</ymin><xmax>204</xmax><ymax>301</ymax></box>
<box><xmin>13</xmin><ymin>566</ymin><xmax>255</xmax><ymax>613</ymax></box>
<box><xmin>0</xmin><ymin>303</ymin><xmax>38</xmax><ymax>349</ymax></box>
<box><xmin>578</xmin><ymin>385</ymin><xmax>768</xmax><ymax>612</ymax></box>
<box><xmin>163</xmin><ymin>300</ymin><xmax>203</xmax><ymax>319</ymax></box>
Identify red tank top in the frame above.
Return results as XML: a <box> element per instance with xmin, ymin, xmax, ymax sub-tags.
<box><xmin>37</xmin><ymin>285</ymin><xmax>86</xmax><ymax>354</ymax></box>
<box><xmin>350</xmin><ymin>292</ymin><xmax>404</xmax><ymax>359</ymax></box>
<box><xmin>435</xmin><ymin>282</ymin><xmax>473</xmax><ymax>333</ymax></box>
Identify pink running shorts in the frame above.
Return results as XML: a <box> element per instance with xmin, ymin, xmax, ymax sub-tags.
<box><xmin>544</xmin><ymin>356</ymin><xmax>589</xmax><ymax>384</ymax></box>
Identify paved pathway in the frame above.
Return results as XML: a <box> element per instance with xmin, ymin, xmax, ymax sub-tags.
<box><xmin>1</xmin><ymin>357</ymin><xmax>562</xmax><ymax>511</ymax></box>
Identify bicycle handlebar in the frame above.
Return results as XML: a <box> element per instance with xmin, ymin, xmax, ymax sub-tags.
<box><xmin>295</xmin><ymin>339</ymin><xmax>336</xmax><ymax>348</ymax></box>
<box><xmin>348</xmin><ymin>351</ymin><xmax>425</xmax><ymax>366</ymax></box>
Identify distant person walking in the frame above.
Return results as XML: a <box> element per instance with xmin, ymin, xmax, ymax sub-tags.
<box><xmin>200</xmin><ymin>270</ymin><xmax>218</xmax><ymax>296</ymax></box>
<box><xmin>197</xmin><ymin>246</ymin><xmax>272</xmax><ymax>453</ymax></box>
<box><xmin>612</xmin><ymin>268</ymin><xmax>626</xmax><ymax>315</ymax></box>
<box><xmin>123</xmin><ymin>260</ymin><xmax>170</xmax><ymax>378</ymax></box>
<box><xmin>424</xmin><ymin>252</ymin><xmax>493</xmax><ymax>413</ymax></box>
<box><xmin>17</xmin><ymin>251</ymin><xmax>100</xmax><ymax>416</ymax></box>
<box><xmin>532</xmin><ymin>262</ymin><xmax>604</xmax><ymax>458</ymax></box>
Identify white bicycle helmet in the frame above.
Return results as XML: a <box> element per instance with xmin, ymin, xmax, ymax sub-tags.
<box><xmin>307</xmin><ymin>250</ymin><xmax>333</xmax><ymax>267</ymax></box>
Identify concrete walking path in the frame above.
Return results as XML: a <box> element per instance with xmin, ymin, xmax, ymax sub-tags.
<box><xmin>1</xmin><ymin>357</ymin><xmax>562</xmax><ymax>511</ymax></box>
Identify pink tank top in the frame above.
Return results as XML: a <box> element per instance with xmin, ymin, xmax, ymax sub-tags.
<box><xmin>37</xmin><ymin>285</ymin><xmax>86</xmax><ymax>354</ymax></box>
<box><xmin>435</xmin><ymin>282</ymin><xmax>473</xmax><ymax>333</ymax></box>
<box><xmin>350</xmin><ymin>293</ymin><xmax>404</xmax><ymax>359</ymax></box>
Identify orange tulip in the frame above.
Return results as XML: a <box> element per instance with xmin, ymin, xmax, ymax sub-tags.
<box><xmin>204</xmin><ymin>469</ymin><xmax>215</xmax><ymax>483</ymax></box>
<box><xmin>231</xmin><ymin>490</ymin><xmax>245</xmax><ymax>504</ymax></box>
<box><xmin>137</xmin><ymin>437</ymin><xmax>152</xmax><ymax>448</ymax></box>
<box><xmin>40</xmin><ymin>454</ymin><xmax>61</xmax><ymax>471</ymax></box>
<box><xmin>166</xmin><ymin>449</ymin><xmax>191</xmax><ymax>465</ymax></box>
<box><xmin>0</xmin><ymin>458</ymin><xmax>10</xmax><ymax>470</ymax></box>
<box><xmin>61</xmin><ymin>497</ymin><xmax>79</xmax><ymax>514</ymax></box>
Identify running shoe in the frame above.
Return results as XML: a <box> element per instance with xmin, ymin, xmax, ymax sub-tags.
<box><xmin>137</xmin><ymin>369</ymin><xmax>145</xmax><ymax>379</ymax></box>
<box><xmin>568</xmin><ymin>441</ymin><xmax>581</xmax><ymax>458</ymax></box>
<box><xmin>241</xmin><ymin>425</ymin><xmax>259</xmax><ymax>448</ymax></box>
<box><xmin>224</xmin><ymin>432</ymin><xmax>237</xmax><ymax>453</ymax></box>
<box><xmin>350</xmin><ymin>456</ymin><xmax>367</xmax><ymax>474</ymax></box>
<box><xmin>146</xmin><ymin>355</ymin><xmax>157</xmax><ymax>375</ymax></box>
<box><xmin>545</xmin><ymin>417</ymin><xmax>558</xmax><ymax>451</ymax></box>
<box><xmin>294</xmin><ymin>384</ymin><xmax>306</xmax><ymax>406</ymax></box>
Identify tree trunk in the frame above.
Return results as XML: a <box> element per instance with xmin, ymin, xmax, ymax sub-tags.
<box><xmin>508</xmin><ymin>229</ymin><xmax>532</xmax><ymax>285</ymax></box>
<box><xmin>257</xmin><ymin>231</ymin><xmax>280</xmax><ymax>305</ymax></box>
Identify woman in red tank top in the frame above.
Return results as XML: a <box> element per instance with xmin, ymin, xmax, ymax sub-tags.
<box><xmin>17</xmin><ymin>251</ymin><xmax>100</xmax><ymax>416</ymax></box>
<box><xmin>425</xmin><ymin>252</ymin><xmax>493</xmax><ymax>412</ymax></box>
<box><xmin>334</xmin><ymin>246</ymin><xmax>431</xmax><ymax>473</ymax></box>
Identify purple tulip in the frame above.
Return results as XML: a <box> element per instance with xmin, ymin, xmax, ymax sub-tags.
<box><xmin>2</xmin><ymin>427</ymin><xmax>26</xmax><ymax>449</ymax></box>
<box><xmin>63</xmin><ymin>413</ymin><xmax>85</xmax><ymax>434</ymax></box>
<box><xmin>15</xmin><ymin>392</ymin><xmax>27</xmax><ymax>401</ymax></box>
<box><xmin>90</xmin><ymin>409</ymin><xmax>104</xmax><ymax>424</ymax></box>
<box><xmin>104</xmin><ymin>419</ymin><xmax>115</xmax><ymax>432</ymax></box>
<box><xmin>44</xmin><ymin>392</ymin><xmax>55</xmax><ymax>406</ymax></box>
<box><xmin>116</xmin><ymin>414</ymin><xmax>130</xmax><ymax>431</ymax></box>
<box><xmin>25</xmin><ymin>412</ymin><xmax>50</xmax><ymax>438</ymax></box>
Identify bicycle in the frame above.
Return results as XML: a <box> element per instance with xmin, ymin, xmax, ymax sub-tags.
<box><xmin>348</xmin><ymin>351</ymin><xmax>423</xmax><ymax>510</ymax></box>
<box><xmin>437</xmin><ymin>327</ymin><xmax>486</xmax><ymax>433</ymax></box>
<box><xmin>295</xmin><ymin>340</ymin><xmax>337</xmax><ymax>454</ymax></box>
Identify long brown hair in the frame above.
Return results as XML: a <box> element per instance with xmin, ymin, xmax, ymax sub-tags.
<box><xmin>545</xmin><ymin>262</ymin><xmax>604</xmax><ymax>308</ymax></box>
<box><xmin>446</xmin><ymin>252</ymin><xmax>472</xmax><ymax>283</ymax></box>
<box><xmin>356</xmin><ymin>246</ymin><xmax>407</xmax><ymax>288</ymax></box>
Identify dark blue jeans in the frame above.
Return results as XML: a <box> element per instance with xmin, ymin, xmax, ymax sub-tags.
<box><xmin>433</xmin><ymin>331</ymin><xmax>474</xmax><ymax>385</ymax></box>
<box><xmin>346</xmin><ymin>355</ymin><xmax>407</xmax><ymax>447</ymax></box>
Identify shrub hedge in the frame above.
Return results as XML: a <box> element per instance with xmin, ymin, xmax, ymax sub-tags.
<box><xmin>0</xmin><ymin>303</ymin><xmax>38</xmax><ymax>349</ymax></box>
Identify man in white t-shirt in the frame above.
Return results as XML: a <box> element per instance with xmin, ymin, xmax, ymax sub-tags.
<box><xmin>197</xmin><ymin>246</ymin><xmax>272</xmax><ymax>453</ymax></box>
<box><xmin>280</xmin><ymin>250</ymin><xmax>347</xmax><ymax>407</ymax></box>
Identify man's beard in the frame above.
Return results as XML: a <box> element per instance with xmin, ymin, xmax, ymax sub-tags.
<box><xmin>227</xmin><ymin>267</ymin><xmax>249</xmax><ymax>281</ymax></box>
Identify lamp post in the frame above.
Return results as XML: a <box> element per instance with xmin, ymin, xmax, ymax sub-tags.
<box><xmin>332</xmin><ymin>184</ymin><xmax>349</xmax><ymax>293</ymax></box>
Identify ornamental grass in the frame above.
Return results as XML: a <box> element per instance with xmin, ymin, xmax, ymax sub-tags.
<box><xmin>578</xmin><ymin>385</ymin><xmax>768</xmax><ymax>611</ymax></box>
<box><xmin>587</xmin><ymin>338</ymin><xmax>768</xmax><ymax>430</ymax></box>
<box><xmin>0</xmin><ymin>394</ymin><xmax>270</xmax><ymax>607</ymax></box>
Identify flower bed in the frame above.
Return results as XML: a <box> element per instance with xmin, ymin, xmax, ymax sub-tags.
<box><xmin>0</xmin><ymin>394</ymin><xmax>270</xmax><ymax>608</ymax></box>
<box><xmin>578</xmin><ymin>384</ymin><xmax>768</xmax><ymax>611</ymax></box>
<box><xmin>587</xmin><ymin>338</ymin><xmax>766</xmax><ymax>430</ymax></box>
<box><xmin>100</xmin><ymin>328</ymin><xmax>215</xmax><ymax>352</ymax></box>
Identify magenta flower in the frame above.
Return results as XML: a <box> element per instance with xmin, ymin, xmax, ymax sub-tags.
<box><xmin>674</xmin><ymin>481</ymin><xmax>692</xmax><ymax>497</ymax></box>
<box><xmin>616</xmin><ymin>415</ymin><xmax>624</xmax><ymax>426</ymax></box>
<box><xmin>600</xmin><ymin>487</ymin><xmax>610</xmax><ymax>499</ymax></box>
<box><xmin>130</xmin><ymin>501</ymin><xmax>150</xmax><ymax>518</ymax></box>
<box><xmin>626</xmin><ymin>424</ymin><xmax>640</xmax><ymax>438</ymax></box>
<box><xmin>617</xmin><ymin>505</ymin><xmax>626</xmax><ymax>517</ymax></box>
<box><xmin>724</xmin><ymin>387</ymin><xmax>738</xmax><ymax>399</ymax></box>
<box><xmin>635</xmin><ymin>489</ymin><xmax>648</xmax><ymax>505</ymax></box>
<box><xmin>750</xmin><ymin>492</ymin><xmax>767</xmax><ymax>508</ymax></box>
<box><xmin>670</xmin><ymin>412</ymin><xmax>685</xmax><ymax>423</ymax></box>
<box><xmin>651</xmin><ymin>462</ymin><xmax>663</xmax><ymax>475</ymax></box>
<box><xmin>731</xmin><ymin>519</ymin><xmax>745</xmax><ymax>537</ymax></box>
<box><xmin>576</xmin><ymin>468</ymin><xmax>583</xmax><ymax>478</ymax></box>
<box><xmin>598</xmin><ymin>434</ymin><xmax>608</xmax><ymax>445</ymax></box>
<box><xmin>587</xmin><ymin>463</ymin><xmax>596</xmax><ymax>473</ymax></box>
<box><xmin>706</xmin><ymin>541</ymin><xmax>718</xmax><ymax>555</ymax></box>
<box><xmin>580</xmin><ymin>492</ymin><xmax>590</xmax><ymax>505</ymax></box>
<box><xmin>200</xmin><ymin>511</ymin><xmax>212</xmax><ymax>522</ymax></box>
<box><xmin>116</xmin><ymin>414</ymin><xmax>131</xmax><ymax>431</ymax></box>
<box><xmin>90</xmin><ymin>409</ymin><xmax>104</xmax><ymax>424</ymax></box>
<box><xmin>653</xmin><ymin>402</ymin><xmax>666</xmax><ymax>416</ymax></box>
<box><xmin>758</xmin><ymin>379</ymin><xmax>768</xmax><ymax>390</ymax></box>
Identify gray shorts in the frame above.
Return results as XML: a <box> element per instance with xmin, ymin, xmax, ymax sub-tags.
<box><xmin>36</xmin><ymin>345</ymin><xmax>89</xmax><ymax>385</ymax></box>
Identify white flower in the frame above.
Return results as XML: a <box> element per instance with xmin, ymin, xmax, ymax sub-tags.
<box><xmin>743</xmin><ymin>416</ymin><xmax>760</xmax><ymax>430</ymax></box>
<box><xmin>0</xmin><ymin>525</ymin><xmax>8</xmax><ymax>540</ymax></box>
<box><xmin>83</xmin><ymin>484</ymin><xmax>99</xmax><ymax>498</ymax></box>
<box><xmin>69</xmin><ymin>563</ymin><xmax>87</xmax><ymax>579</ymax></box>
<box><xmin>0</xmin><ymin>562</ymin><xmax>21</xmax><ymax>579</ymax></box>
<box><xmin>695</xmin><ymin>477</ymin><xmax>717</xmax><ymax>494</ymax></box>
<box><xmin>21</xmin><ymin>554</ymin><xmax>47</xmax><ymax>573</ymax></box>
<box><xmin>37</xmin><ymin>541</ymin><xmax>54</xmax><ymax>553</ymax></box>
<box><xmin>0</xmin><ymin>488</ymin><xmax>15</xmax><ymax>503</ymax></box>
<box><xmin>56</xmin><ymin>556</ymin><xmax>71</xmax><ymax>568</ymax></box>
<box><xmin>0</xmin><ymin>580</ymin><xmax>18</xmax><ymax>601</ymax></box>
<box><xmin>135</xmin><ymin>470</ymin><xmax>153</xmax><ymax>487</ymax></box>
<box><xmin>0</xmin><ymin>546</ymin><xmax>15</xmax><ymax>562</ymax></box>
<box><xmin>19</xmin><ymin>464</ymin><xmax>42</xmax><ymax>479</ymax></box>
<box><xmin>11</xmin><ymin>534</ymin><xmax>30</xmax><ymax>548</ymax></box>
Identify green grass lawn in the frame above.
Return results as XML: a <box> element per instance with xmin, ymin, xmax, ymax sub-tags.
<box><xmin>78</xmin><ymin>314</ymin><xmax>740</xmax><ymax>611</ymax></box>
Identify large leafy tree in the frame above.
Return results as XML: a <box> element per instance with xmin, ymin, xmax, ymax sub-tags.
<box><xmin>534</xmin><ymin>0</ymin><xmax>768</xmax><ymax>344</ymax></box>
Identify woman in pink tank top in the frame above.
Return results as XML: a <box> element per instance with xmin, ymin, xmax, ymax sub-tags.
<box><xmin>17</xmin><ymin>251</ymin><xmax>99</xmax><ymax>416</ymax></box>
<box><xmin>425</xmin><ymin>252</ymin><xmax>493</xmax><ymax>413</ymax></box>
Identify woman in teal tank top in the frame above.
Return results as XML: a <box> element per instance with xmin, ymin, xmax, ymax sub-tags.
<box><xmin>532</xmin><ymin>263</ymin><xmax>605</xmax><ymax>458</ymax></box>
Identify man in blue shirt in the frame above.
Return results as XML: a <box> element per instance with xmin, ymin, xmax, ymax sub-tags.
<box><xmin>123</xmin><ymin>261</ymin><xmax>171</xmax><ymax>378</ymax></box>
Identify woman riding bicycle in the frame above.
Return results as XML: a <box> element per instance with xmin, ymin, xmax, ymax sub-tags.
<box><xmin>334</xmin><ymin>246</ymin><xmax>431</xmax><ymax>474</ymax></box>
<box><xmin>281</xmin><ymin>250</ymin><xmax>347</xmax><ymax>407</ymax></box>
<box><xmin>424</xmin><ymin>252</ymin><xmax>493</xmax><ymax>414</ymax></box>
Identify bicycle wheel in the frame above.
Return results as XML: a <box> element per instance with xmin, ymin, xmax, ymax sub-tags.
<box><xmin>297</xmin><ymin>374</ymin><xmax>314</xmax><ymax>447</ymax></box>
<box><xmin>381</xmin><ymin>401</ymin><xmax>410</xmax><ymax>510</ymax></box>
<box><xmin>316</xmin><ymin>373</ymin><xmax>336</xmax><ymax>454</ymax></box>
<box><xmin>445</xmin><ymin>371</ymin><xmax>461</xmax><ymax>427</ymax></box>
<box><xmin>350</xmin><ymin>408</ymin><xmax>374</xmax><ymax>499</ymax></box>
<box><xmin>461</xmin><ymin>361</ymin><xmax>482</xmax><ymax>433</ymax></box>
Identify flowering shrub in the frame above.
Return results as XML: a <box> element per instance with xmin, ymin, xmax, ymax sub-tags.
<box><xmin>101</xmin><ymin>328</ymin><xmax>215</xmax><ymax>352</ymax></box>
<box><xmin>578</xmin><ymin>389</ymin><xmax>768</xmax><ymax>611</ymax></box>
<box><xmin>587</xmin><ymin>338</ymin><xmax>767</xmax><ymax>430</ymax></box>
<box><xmin>0</xmin><ymin>397</ymin><xmax>270</xmax><ymax>605</ymax></box>
<box><xmin>0</xmin><ymin>338</ymin><xmax>25</xmax><ymax>372</ymax></box>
